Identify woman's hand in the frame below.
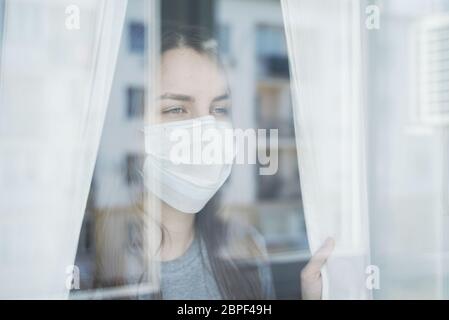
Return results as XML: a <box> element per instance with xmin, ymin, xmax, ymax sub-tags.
<box><xmin>300</xmin><ymin>237</ymin><xmax>335</xmax><ymax>300</ymax></box>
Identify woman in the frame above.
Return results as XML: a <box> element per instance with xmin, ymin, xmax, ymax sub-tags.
<box><xmin>136</xmin><ymin>25</ymin><xmax>335</xmax><ymax>300</ymax></box>
<box><xmin>84</xmin><ymin>25</ymin><xmax>333</xmax><ymax>300</ymax></box>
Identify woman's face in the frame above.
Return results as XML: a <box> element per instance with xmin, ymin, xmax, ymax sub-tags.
<box><xmin>152</xmin><ymin>48</ymin><xmax>231</xmax><ymax>124</ymax></box>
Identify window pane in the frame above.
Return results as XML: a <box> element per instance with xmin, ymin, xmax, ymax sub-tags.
<box><xmin>283</xmin><ymin>0</ymin><xmax>449</xmax><ymax>299</ymax></box>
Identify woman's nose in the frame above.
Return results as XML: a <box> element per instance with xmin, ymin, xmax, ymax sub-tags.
<box><xmin>191</xmin><ymin>102</ymin><xmax>211</xmax><ymax>119</ymax></box>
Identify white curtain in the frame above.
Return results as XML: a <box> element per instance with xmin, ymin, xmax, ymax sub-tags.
<box><xmin>282</xmin><ymin>0</ymin><xmax>371</xmax><ymax>300</ymax></box>
<box><xmin>283</xmin><ymin>0</ymin><xmax>449</xmax><ymax>299</ymax></box>
<box><xmin>0</xmin><ymin>0</ymin><xmax>127</xmax><ymax>299</ymax></box>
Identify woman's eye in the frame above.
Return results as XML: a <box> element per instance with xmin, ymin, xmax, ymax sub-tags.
<box><xmin>211</xmin><ymin>106</ymin><xmax>229</xmax><ymax>116</ymax></box>
<box><xmin>162</xmin><ymin>106</ymin><xmax>187</xmax><ymax>115</ymax></box>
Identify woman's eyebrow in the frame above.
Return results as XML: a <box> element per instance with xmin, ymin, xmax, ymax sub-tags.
<box><xmin>211</xmin><ymin>93</ymin><xmax>230</xmax><ymax>102</ymax></box>
<box><xmin>159</xmin><ymin>93</ymin><xmax>194</xmax><ymax>102</ymax></box>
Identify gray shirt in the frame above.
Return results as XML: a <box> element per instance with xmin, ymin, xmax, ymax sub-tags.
<box><xmin>159</xmin><ymin>234</ymin><xmax>275</xmax><ymax>300</ymax></box>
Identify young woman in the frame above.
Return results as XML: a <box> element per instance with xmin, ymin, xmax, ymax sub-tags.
<box><xmin>83</xmin><ymin>25</ymin><xmax>334</xmax><ymax>300</ymax></box>
<box><xmin>137</xmin><ymin>25</ymin><xmax>335</xmax><ymax>300</ymax></box>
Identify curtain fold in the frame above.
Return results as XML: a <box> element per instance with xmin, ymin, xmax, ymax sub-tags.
<box><xmin>0</xmin><ymin>0</ymin><xmax>127</xmax><ymax>299</ymax></box>
<box><xmin>281</xmin><ymin>0</ymin><xmax>371</xmax><ymax>299</ymax></box>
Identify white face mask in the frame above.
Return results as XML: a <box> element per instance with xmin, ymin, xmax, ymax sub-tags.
<box><xmin>144</xmin><ymin>115</ymin><xmax>234</xmax><ymax>214</ymax></box>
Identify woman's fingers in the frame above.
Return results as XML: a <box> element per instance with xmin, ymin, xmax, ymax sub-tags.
<box><xmin>300</xmin><ymin>237</ymin><xmax>335</xmax><ymax>300</ymax></box>
<box><xmin>302</xmin><ymin>237</ymin><xmax>335</xmax><ymax>279</ymax></box>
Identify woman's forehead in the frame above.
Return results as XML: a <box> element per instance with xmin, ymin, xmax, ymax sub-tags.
<box><xmin>159</xmin><ymin>48</ymin><xmax>227</xmax><ymax>96</ymax></box>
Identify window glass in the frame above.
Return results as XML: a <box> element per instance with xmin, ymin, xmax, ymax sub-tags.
<box><xmin>282</xmin><ymin>0</ymin><xmax>449</xmax><ymax>299</ymax></box>
<box><xmin>8</xmin><ymin>0</ymin><xmax>449</xmax><ymax>301</ymax></box>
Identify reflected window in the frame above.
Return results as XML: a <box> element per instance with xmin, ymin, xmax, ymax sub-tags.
<box><xmin>125</xmin><ymin>153</ymin><xmax>144</xmax><ymax>185</ymax></box>
<box><xmin>126</xmin><ymin>86</ymin><xmax>145</xmax><ymax>119</ymax></box>
<box><xmin>256</xmin><ymin>25</ymin><xmax>289</xmax><ymax>78</ymax></box>
<box><xmin>129</xmin><ymin>22</ymin><xmax>146</xmax><ymax>53</ymax></box>
<box><xmin>217</xmin><ymin>24</ymin><xmax>231</xmax><ymax>55</ymax></box>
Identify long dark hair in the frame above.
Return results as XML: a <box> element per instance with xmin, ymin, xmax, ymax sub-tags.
<box><xmin>151</xmin><ymin>24</ymin><xmax>266</xmax><ymax>300</ymax></box>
